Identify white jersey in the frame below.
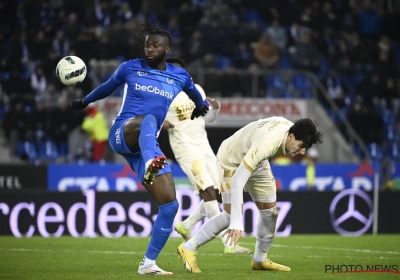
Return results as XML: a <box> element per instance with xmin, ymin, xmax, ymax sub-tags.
<box><xmin>165</xmin><ymin>84</ymin><xmax>219</xmax><ymax>159</ymax></box>
<box><xmin>218</xmin><ymin>116</ymin><xmax>293</xmax><ymax>173</ymax></box>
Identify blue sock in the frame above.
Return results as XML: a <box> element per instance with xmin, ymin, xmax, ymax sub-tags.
<box><xmin>139</xmin><ymin>115</ymin><xmax>157</xmax><ymax>164</ymax></box>
<box><xmin>145</xmin><ymin>200</ymin><xmax>179</xmax><ymax>260</ymax></box>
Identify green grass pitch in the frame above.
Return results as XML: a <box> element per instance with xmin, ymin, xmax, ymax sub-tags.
<box><xmin>1</xmin><ymin>235</ymin><xmax>399</xmax><ymax>279</ymax></box>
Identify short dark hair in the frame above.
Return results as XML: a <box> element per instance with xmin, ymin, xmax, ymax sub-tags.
<box><xmin>166</xmin><ymin>57</ymin><xmax>185</xmax><ymax>68</ymax></box>
<box><xmin>289</xmin><ymin>118</ymin><xmax>324</xmax><ymax>149</ymax></box>
<box><xmin>133</xmin><ymin>14</ymin><xmax>171</xmax><ymax>56</ymax></box>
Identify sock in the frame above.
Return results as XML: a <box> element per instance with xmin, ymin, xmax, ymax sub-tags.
<box><xmin>183</xmin><ymin>200</ymin><xmax>206</xmax><ymax>230</ymax></box>
<box><xmin>139</xmin><ymin>115</ymin><xmax>157</xmax><ymax>166</ymax></box>
<box><xmin>202</xmin><ymin>200</ymin><xmax>231</xmax><ymax>248</ymax></box>
<box><xmin>184</xmin><ymin>211</ymin><xmax>230</xmax><ymax>251</ymax></box>
<box><xmin>140</xmin><ymin>256</ymin><xmax>155</xmax><ymax>267</ymax></box>
<box><xmin>203</xmin><ymin>200</ymin><xmax>220</xmax><ymax>218</ymax></box>
<box><xmin>253</xmin><ymin>206</ymin><xmax>278</xmax><ymax>263</ymax></box>
<box><xmin>145</xmin><ymin>200</ymin><xmax>179</xmax><ymax>260</ymax></box>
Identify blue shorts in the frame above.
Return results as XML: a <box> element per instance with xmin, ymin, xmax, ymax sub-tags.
<box><xmin>108</xmin><ymin>118</ymin><xmax>171</xmax><ymax>183</ymax></box>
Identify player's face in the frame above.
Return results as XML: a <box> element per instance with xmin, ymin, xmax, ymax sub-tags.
<box><xmin>285</xmin><ymin>133</ymin><xmax>307</xmax><ymax>157</ymax></box>
<box><xmin>144</xmin><ymin>35</ymin><xmax>170</xmax><ymax>66</ymax></box>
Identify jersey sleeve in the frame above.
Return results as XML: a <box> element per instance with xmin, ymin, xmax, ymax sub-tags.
<box><xmin>111</xmin><ymin>61</ymin><xmax>129</xmax><ymax>84</ymax></box>
<box><xmin>242</xmin><ymin>135</ymin><xmax>280</xmax><ymax>172</ymax></box>
<box><xmin>182</xmin><ymin>72</ymin><xmax>204</xmax><ymax>108</ymax></box>
<box><xmin>83</xmin><ymin>62</ymin><xmax>128</xmax><ymax>104</ymax></box>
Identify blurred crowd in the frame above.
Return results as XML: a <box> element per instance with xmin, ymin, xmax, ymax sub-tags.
<box><xmin>1</xmin><ymin>0</ymin><xmax>400</xmax><ymax>163</ymax></box>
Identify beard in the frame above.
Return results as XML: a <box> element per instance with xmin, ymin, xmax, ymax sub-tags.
<box><xmin>146</xmin><ymin>51</ymin><xmax>167</xmax><ymax>68</ymax></box>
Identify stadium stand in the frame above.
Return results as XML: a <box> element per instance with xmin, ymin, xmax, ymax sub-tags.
<box><xmin>0</xmin><ymin>0</ymin><xmax>400</xmax><ymax>166</ymax></box>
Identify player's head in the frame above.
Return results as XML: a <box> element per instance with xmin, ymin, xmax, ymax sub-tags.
<box><xmin>134</xmin><ymin>14</ymin><xmax>171</xmax><ymax>67</ymax></box>
<box><xmin>166</xmin><ymin>57</ymin><xmax>185</xmax><ymax>68</ymax></box>
<box><xmin>286</xmin><ymin>118</ymin><xmax>324</xmax><ymax>157</ymax></box>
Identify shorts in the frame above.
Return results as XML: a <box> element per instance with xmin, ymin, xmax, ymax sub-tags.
<box><xmin>108</xmin><ymin>118</ymin><xmax>171</xmax><ymax>183</ymax></box>
<box><xmin>175</xmin><ymin>146</ymin><xmax>220</xmax><ymax>195</ymax></box>
<box><xmin>219</xmin><ymin>159</ymin><xmax>277</xmax><ymax>203</ymax></box>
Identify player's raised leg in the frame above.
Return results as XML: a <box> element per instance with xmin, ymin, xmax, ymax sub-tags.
<box><xmin>123</xmin><ymin>117</ymin><xmax>178</xmax><ymax>275</ymax></box>
<box><xmin>124</xmin><ymin>115</ymin><xmax>165</xmax><ymax>185</ymax></box>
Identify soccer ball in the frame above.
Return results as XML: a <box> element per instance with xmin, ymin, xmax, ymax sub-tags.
<box><xmin>56</xmin><ymin>56</ymin><xmax>87</xmax><ymax>86</ymax></box>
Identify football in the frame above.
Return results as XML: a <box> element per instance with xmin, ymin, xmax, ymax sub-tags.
<box><xmin>56</xmin><ymin>56</ymin><xmax>87</xmax><ymax>86</ymax></box>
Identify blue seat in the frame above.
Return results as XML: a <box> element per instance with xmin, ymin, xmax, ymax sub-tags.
<box><xmin>278</xmin><ymin>56</ymin><xmax>293</xmax><ymax>70</ymax></box>
<box><xmin>39</xmin><ymin>141</ymin><xmax>59</xmax><ymax>160</ymax></box>
<box><xmin>17</xmin><ymin>141</ymin><xmax>38</xmax><ymax>161</ymax></box>
<box><xmin>291</xmin><ymin>74</ymin><xmax>312</xmax><ymax>90</ymax></box>
<box><xmin>266</xmin><ymin>74</ymin><xmax>285</xmax><ymax>90</ymax></box>
<box><xmin>59</xmin><ymin>141</ymin><xmax>68</xmax><ymax>157</ymax></box>
<box><xmin>318</xmin><ymin>59</ymin><xmax>330</xmax><ymax>79</ymax></box>
<box><xmin>300</xmin><ymin>90</ymin><xmax>313</xmax><ymax>99</ymax></box>
<box><xmin>379</xmin><ymin>109</ymin><xmax>395</xmax><ymax>124</ymax></box>
<box><xmin>385</xmin><ymin>142</ymin><xmax>400</xmax><ymax>160</ymax></box>
<box><xmin>366</xmin><ymin>143</ymin><xmax>383</xmax><ymax>161</ymax></box>
<box><xmin>352</xmin><ymin>143</ymin><xmax>364</xmax><ymax>159</ymax></box>
<box><xmin>384</xmin><ymin>125</ymin><xmax>399</xmax><ymax>142</ymax></box>
<box><xmin>216</xmin><ymin>56</ymin><xmax>232</xmax><ymax>70</ymax></box>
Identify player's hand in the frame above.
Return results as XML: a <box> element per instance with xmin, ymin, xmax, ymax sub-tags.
<box><xmin>68</xmin><ymin>99</ymin><xmax>88</xmax><ymax>112</ymax></box>
<box><xmin>191</xmin><ymin>104</ymin><xmax>209</xmax><ymax>120</ymax></box>
<box><xmin>222</xmin><ymin>229</ymin><xmax>244</xmax><ymax>246</ymax></box>
<box><xmin>206</xmin><ymin>97</ymin><xmax>219</xmax><ymax>110</ymax></box>
<box><xmin>162</xmin><ymin>120</ymin><xmax>175</xmax><ymax>130</ymax></box>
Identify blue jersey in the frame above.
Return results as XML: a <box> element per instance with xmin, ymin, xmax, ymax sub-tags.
<box><xmin>83</xmin><ymin>58</ymin><xmax>204</xmax><ymax>132</ymax></box>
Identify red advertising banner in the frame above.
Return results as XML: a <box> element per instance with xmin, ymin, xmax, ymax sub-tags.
<box><xmin>97</xmin><ymin>97</ymin><xmax>308</xmax><ymax>127</ymax></box>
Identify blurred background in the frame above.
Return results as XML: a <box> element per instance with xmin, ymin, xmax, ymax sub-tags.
<box><xmin>0</xmin><ymin>0</ymin><xmax>400</xmax><ymax>237</ymax></box>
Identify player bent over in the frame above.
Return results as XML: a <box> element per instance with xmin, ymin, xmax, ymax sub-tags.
<box><xmin>68</xmin><ymin>16</ymin><xmax>209</xmax><ymax>276</ymax></box>
<box><xmin>177</xmin><ymin>117</ymin><xmax>323</xmax><ymax>273</ymax></box>
<box><xmin>163</xmin><ymin>57</ymin><xmax>251</xmax><ymax>254</ymax></box>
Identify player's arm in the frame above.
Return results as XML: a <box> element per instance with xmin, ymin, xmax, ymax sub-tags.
<box><xmin>83</xmin><ymin>62</ymin><xmax>128</xmax><ymax>104</ymax></box>
<box><xmin>228</xmin><ymin>162</ymin><xmax>252</xmax><ymax>231</ymax></box>
<box><xmin>182</xmin><ymin>74</ymin><xmax>209</xmax><ymax>119</ymax></box>
<box><xmin>68</xmin><ymin>62</ymin><xmax>128</xmax><ymax>111</ymax></box>
<box><xmin>204</xmin><ymin>97</ymin><xmax>220</xmax><ymax>123</ymax></box>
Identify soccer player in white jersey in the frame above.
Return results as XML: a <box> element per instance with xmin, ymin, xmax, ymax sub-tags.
<box><xmin>177</xmin><ymin>117</ymin><xmax>324</xmax><ymax>273</ymax></box>
<box><xmin>163</xmin><ymin>57</ymin><xmax>251</xmax><ymax>254</ymax></box>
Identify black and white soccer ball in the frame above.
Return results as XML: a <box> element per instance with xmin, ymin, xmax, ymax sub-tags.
<box><xmin>56</xmin><ymin>56</ymin><xmax>87</xmax><ymax>86</ymax></box>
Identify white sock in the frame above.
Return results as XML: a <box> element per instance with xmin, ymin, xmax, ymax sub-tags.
<box><xmin>183</xmin><ymin>200</ymin><xmax>206</xmax><ymax>230</ymax></box>
<box><xmin>184</xmin><ymin>211</ymin><xmax>230</xmax><ymax>251</ymax></box>
<box><xmin>204</xmin><ymin>200</ymin><xmax>220</xmax><ymax>218</ymax></box>
<box><xmin>253</xmin><ymin>206</ymin><xmax>278</xmax><ymax>263</ymax></box>
<box><xmin>141</xmin><ymin>256</ymin><xmax>155</xmax><ymax>267</ymax></box>
<box><xmin>203</xmin><ymin>200</ymin><xmax>232</xmax><ymax>248</ymax></box>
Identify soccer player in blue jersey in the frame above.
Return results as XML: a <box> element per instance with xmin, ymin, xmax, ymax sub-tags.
<box><xmin>68</xmin><ymin>16</ymin><xmax>209</xmax><ymax>275</ymax></box>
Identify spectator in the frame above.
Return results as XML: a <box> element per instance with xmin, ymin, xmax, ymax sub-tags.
<box><xmin>266</xmin><ymin>18</ymin><xmax>287</xmax><ymax>49</ymax></box>
<box><xmin>2</xmin><ymin>102</ymin><xmax>33</xmax><ymax>155</ymax></box>
<box><xmin>31</xmin><ymin>66</ymin><xmax>47</xmax><ymax>95</ymax></box>
<box><xmin>53</xmin><ymin>31</ymin><xmax>70</xmax><ymax>58</ymax></box>
<box><xmin>322</xmin><ymin>69</ymin><xmax>347</xmax><ymax>108</ymax></box>
<box><xmin>81</xmin><ymin>105</ymin><xmax>109</xmax><ymax>162</ymax></box>
<box><xmin>254</xmin><ymin>34</ymin><xmax>279</xmax><ymax>67</ymax></box>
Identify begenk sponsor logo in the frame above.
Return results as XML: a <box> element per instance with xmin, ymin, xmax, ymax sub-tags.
<box><xmin>135</xmin><ymin>83</ymin><xmax>173</xmax><ymax>99</ymax></box>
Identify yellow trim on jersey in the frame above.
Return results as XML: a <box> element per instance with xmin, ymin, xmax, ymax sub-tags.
<box><xmin>242</xmin><ymin>160</ymin><xmax>254</xmax><ymax>173</ymax></box>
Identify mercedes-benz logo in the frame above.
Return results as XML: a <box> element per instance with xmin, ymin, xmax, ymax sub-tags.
<box><xmin>329</xmin><ymin>189</ymin><xmax>373</xmax><ymax>236</ymax></box>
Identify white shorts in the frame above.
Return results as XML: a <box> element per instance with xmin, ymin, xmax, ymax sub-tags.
<box><xmin>219</xmin><ymin>160</ymin><xmax>277</xmax><ymax>203</ymax></box>
<box><xmin>176</xmin><ymin>147</ymin><xmax>220</xmax><ymax>195</ymax></box>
